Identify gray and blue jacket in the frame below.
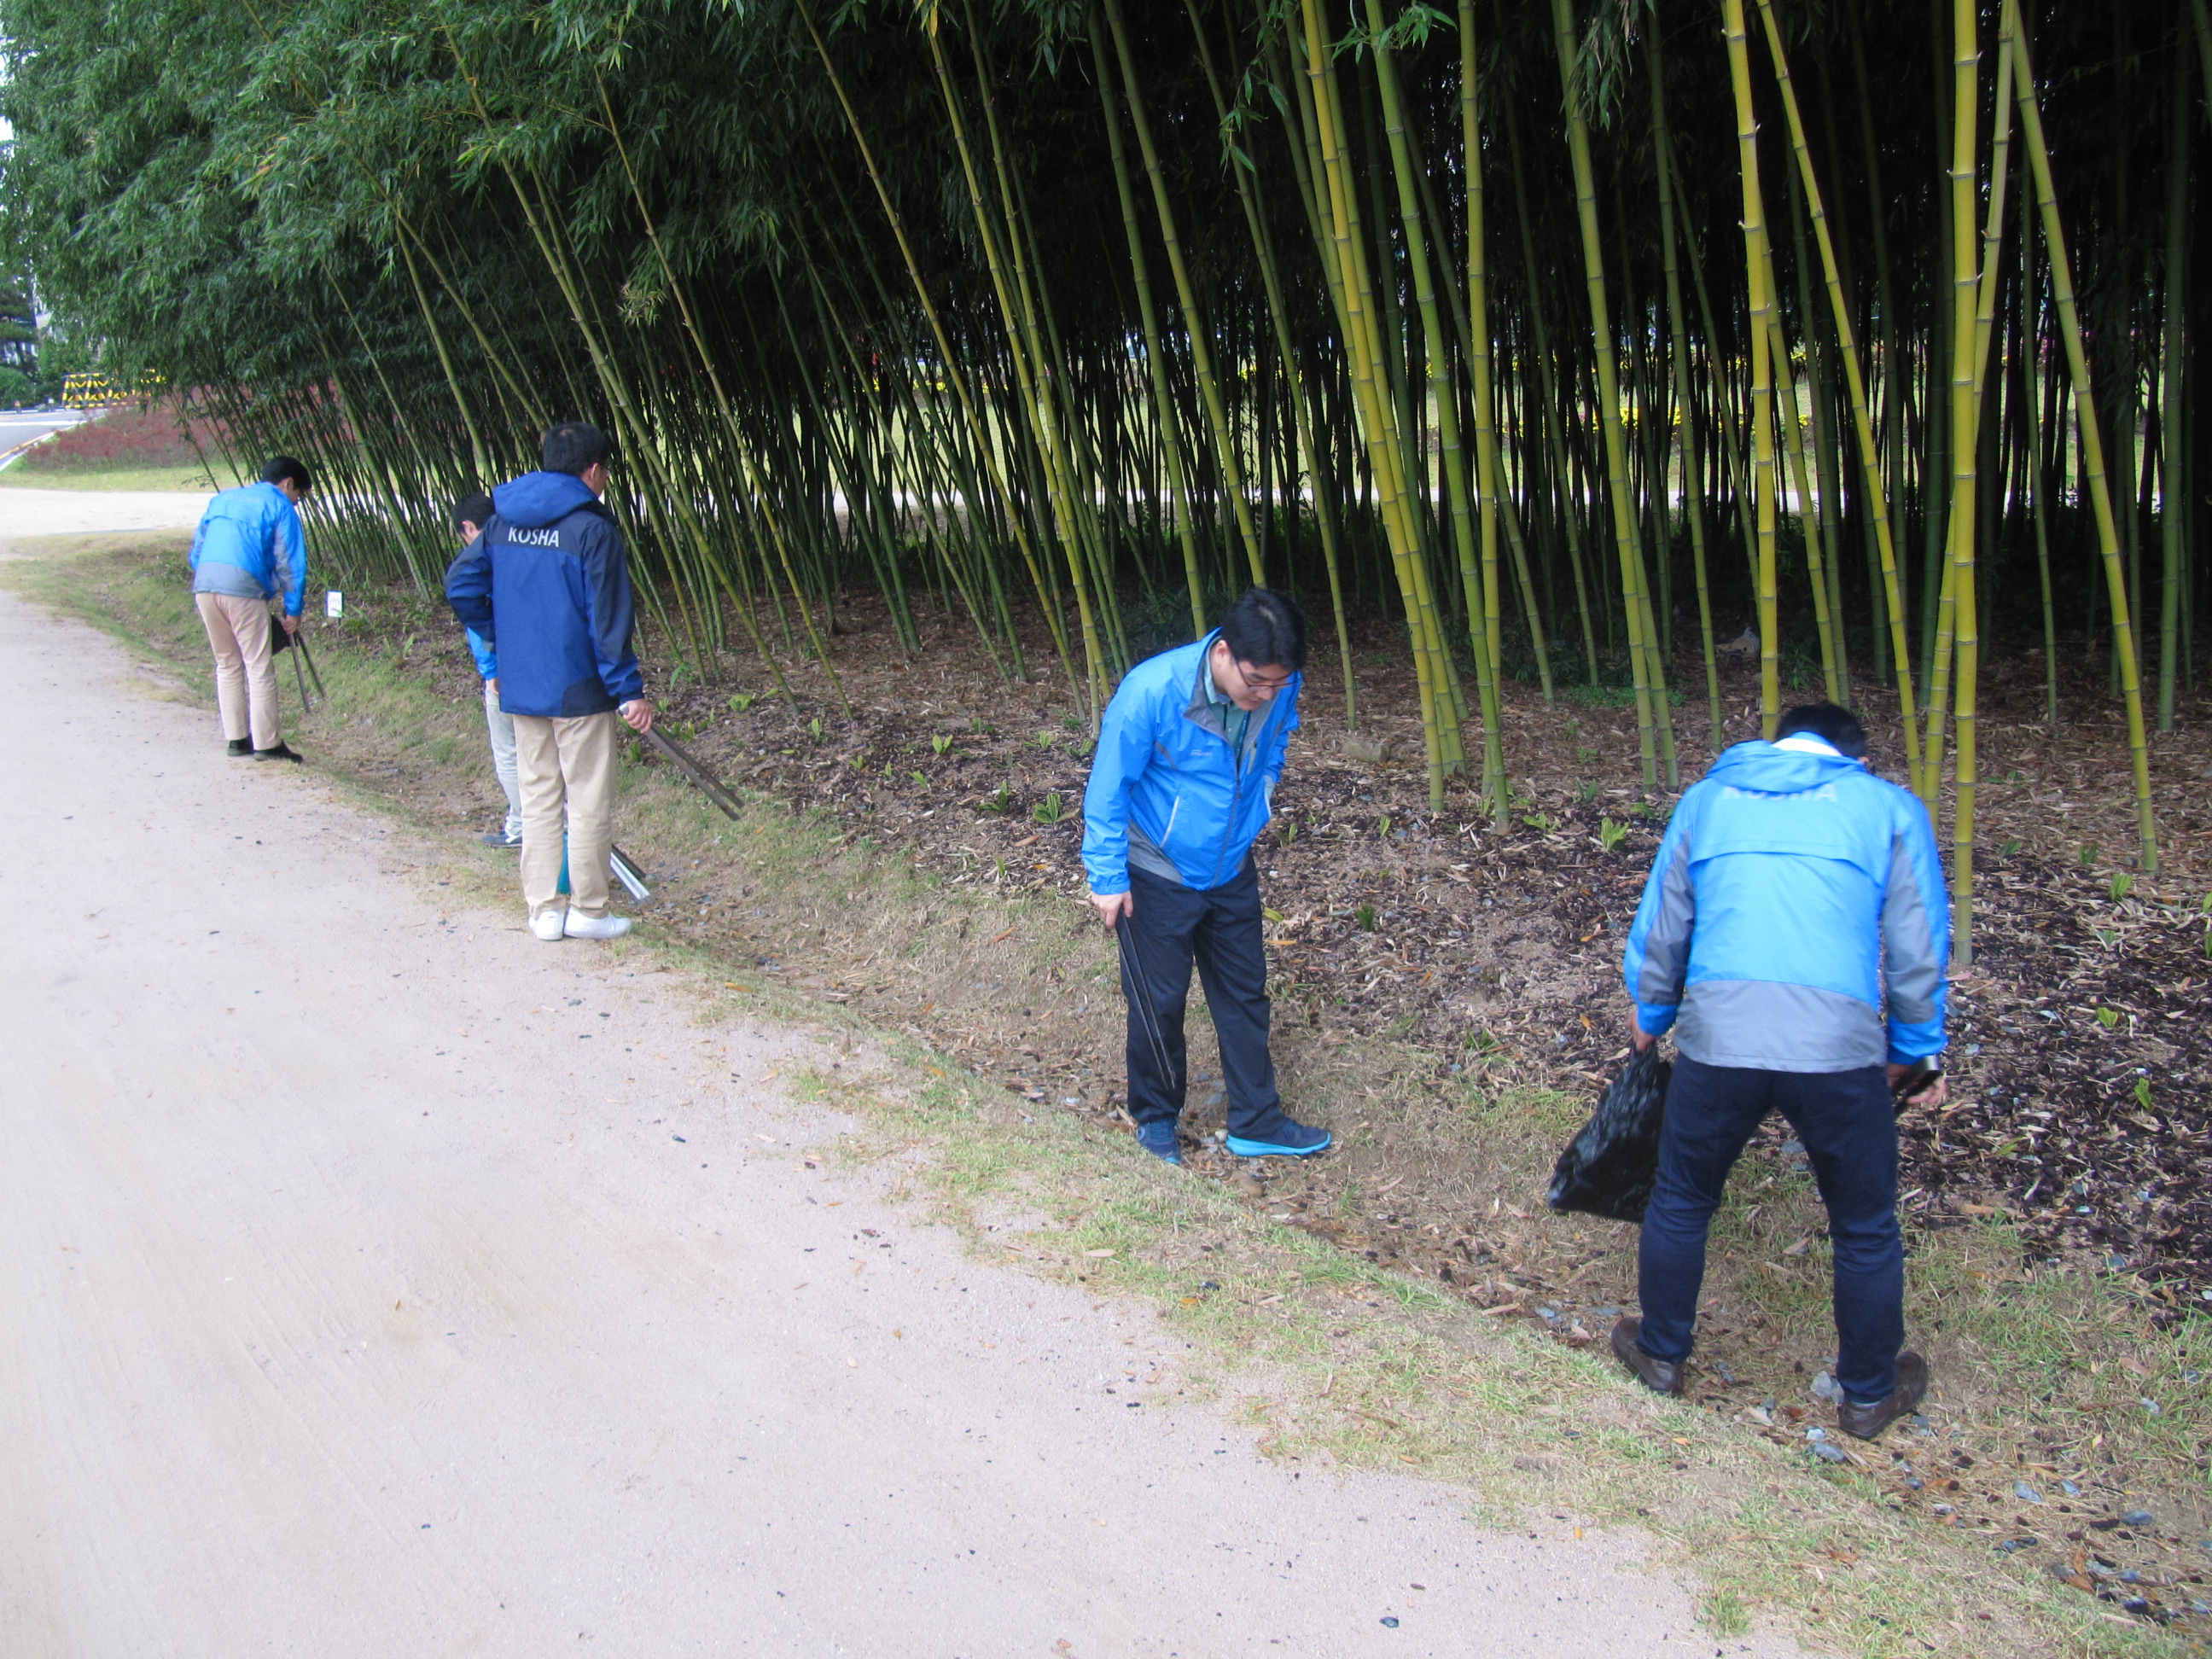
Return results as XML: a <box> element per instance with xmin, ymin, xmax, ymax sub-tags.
<box><xmin>1622</xmin><ymin>736</ymin><xmax>1949</xmax><ymax>1071</ymax></box>
<box><xmin>189</xmin><ymin>481</ymin><xmax>307</xmax><ymax>615</ymax></box>
<box><xmin>1081</xmin><ymin>632</ymin><xmax>1300</xmax><ymax>894</ymax></box>
<box><xmin>443</xmin><ymin>470</ymin><xmax>643</xmax><ymax>719</ymax></box>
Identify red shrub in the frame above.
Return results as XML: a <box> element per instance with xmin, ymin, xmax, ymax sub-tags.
<box><xmin>22</xmin><ymin>400</ymin><xmax>230</xmax><ymax>472</ymax></box>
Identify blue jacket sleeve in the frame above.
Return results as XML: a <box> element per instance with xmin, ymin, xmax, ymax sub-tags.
<box><xmin>1880</xmin><ymin>790</ymin><xmax>1951</xmax><ymax>1062</ymax></box>
<box><xmin>464</xmin><ymin>628</ymin><xmax>498</xmax><ymax>680</ymax></box>
<box><xmin>1621</xmin><ymin>795</ymin><xmax>1699</xmax><ymax>1037</ymax></box>
<box><xmin>275</xmin><ymin>502</ymin><xmax>307</xmax><ymax>615</ymax></box>
<box><xmin>444</xmin><ymin>537</ymin><xmax>493</xmax><ymax>637</ymax></box>
<box><xmin>189</xmin><ymin>510</ymin><xmax>208</xmax><ymax>573</ymax></box>
<box><xmin>1258</xmin><ymin>676</ymin><xmax>1301</xmax><ymax>801</ymax></box>
<box><xmin>579</xmin><ymin>518</ymin><xmax>644</xmax><ymax>705</ymax></box>
<box><xmin>1081</xmin><ymin>678</ymin><xmax>1156</xmax><ymax>895</ymax></box>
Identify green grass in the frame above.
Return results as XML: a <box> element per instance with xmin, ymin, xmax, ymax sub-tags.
<box><xmin>0</xmin><ymin>458</ymin><xmax>224</xmax><ymax>492</ymax></box>
<box><xmin>3</xmin><ymin>530</ymin><xmax>2200</xmax><ymax>1659</ymax></box>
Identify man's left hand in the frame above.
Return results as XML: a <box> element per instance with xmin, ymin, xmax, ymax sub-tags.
<box><xmin>1887</xmin><ymin>1063</ymin><xmax>1947</xmax><ymax>1109</ymax></box>
<box><xmin>620</xmin><ymin>699</ymin><xmax>654</xmax><ymax>734</ymax></box>
<box><xmin>1629</xmin><ymin>1014</ymin><xmax>1655</xmax><ymax>1055</ymax></box>
<box><xmin>280</xmin><ymin>613</ymin><xmax>300</xmax><ymax>637</ymax></box>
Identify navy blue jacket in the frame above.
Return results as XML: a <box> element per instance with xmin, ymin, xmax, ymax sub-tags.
<box><xmin>1622</xmin><ymin>737</ymin><xmax>1949</xmax><ymax>1071</ymax></box>
<box><xmin>443</xmin><ymin>471</ymin><xmax>643</xmax><ymax>719</ymax></box>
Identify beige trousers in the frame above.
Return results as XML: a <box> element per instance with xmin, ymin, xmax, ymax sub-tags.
<box><xmin>195</xmin><ymin>592</ymin><xmax>281</xmax><ymax>749</ymax></box>
<box><xmin>513</xmin><ymin>711</ymin><xmax>618</xmax><ymax>919</ymax></box>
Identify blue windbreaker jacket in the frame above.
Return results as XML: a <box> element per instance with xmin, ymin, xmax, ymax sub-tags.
<box><xmin>189</xmin><ymin>481</ymin><xmax>307</xmax><ymax>615</ymax></box>
<box><xmin>1081</xmin><ymin>632</ymin><xmax>1300</xmax><ymax>894</ymax></box>
<box><xmin>442</xmin><ymin>471</ymin><xmax>643</xmax><ymax>719</ymax></box>
<box><xmin>1621</xmin><ymin>739</ymin><xmax>1949</xmax><ymax>1070</ymax></box>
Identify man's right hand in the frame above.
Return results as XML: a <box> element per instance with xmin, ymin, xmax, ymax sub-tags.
<box><xmin>1628</xmin><ymin>1013</ymin><xmax>1656</xmax><ymax>1054</ymax></box>
<box><xmin>620</xmin><ymin>698</ymin><xmax>654</xmax><ymax>734</ymax></box>
<box><xmin>1091</xmin><ymin>890</ymin><xmax>1133</xmax><ymax>931</ymax></box>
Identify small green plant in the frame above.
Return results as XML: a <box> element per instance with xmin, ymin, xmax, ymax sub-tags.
<box><xmin>808</xmin><ymin>716</ymin><xmax>824</xmax><ymax>741</ymax></box>
<box><xmin>1069</xmin><ymin>739</ymin><xmax>1094</xmax><ymax>760</ymax></box>
<box><xmin>1033</xmin><ymin>730</ymin><xmax>1057</xmax><ymax>749</ymax></box>
<box><xmin>2134</xmin><ymin>1077</ymin><xmax>2154</xmax><ymax>1110</ymax></box>
<box><xmin>1354</xmin><ymin>903</ymin><xmax>1377</xmax><ymax>931</ymax></box>
<box><xmin>727</xmin><ymin>693</ymin><xmax>754</xmax><ymax>713</ymax></box>
<box><xmin>931</xmin><ymin>733</ymin><xmax>954</xmax><ymax>756</ymax></box>
<box><xmin>992</xmin><ymin>856</ymin><xmax>1008</xmax><ymax>881</ymax></box>
<box><xmin>910</xmin><ymin>770</ymin><xmax>928</xmax><ymax>787</ymax></box>
<box><xmin>2199</xmin><ymin>893</ymin><xmax>2212</xmax><ymax>915</ymax></box>
<box><xmin>1703</xmin><ymin>1593</ymin><xmax>1750</xmax><ymax>1640</ymax></box>
<box><xmin>2093</xmin><ymin>928</ymin><xmax>2119</xmax><ymax>947</ymax></box>
<box><xmin>882</xmin><ymin>759</ymin><xmax>897</xmax><ymax>779</ymax></box>
<box><xmin>2000</xmin><ymin>837</ymin><xmax>2025</xmax><ymax>857</ymax></box>
<box><xmin>970</xmin><ymin>715</ymin><xmax>992</xmax><ymax>735</ymax></box>
<box><xmin>2079</xmin><ymin>841</ymin><xmax>2100</xmax><ymax>867</ymax></box>
<box><xmin>1061</xmin><ymin>713</ymin><xmax>1082</xmax><ymax>732</ymax></box>
<box><xmin>1033</xmin><ymin>791</ymin><xmax>1065</xmax><ymax>824</ymax></box>
<box><xmin>1522</xmin><ymin>810</ymin><xmax>1554</xmax><ymax>832</ymax></box>
<box><xmin>2096</xmin><ymin>1006</ymin><xmax>2122</xmax><ymax>1028</ymax></box>
<box><xmin>848</xmin><ymin>754</ymin><xmax>865</xmax><ymax>771</ymax></box>
<box><xmin>1597</xmin><ymin>817</ymin><xmax>1627</xmax><ymax>853</ymax></box>
<box><xmin>2110</xmin><ymin>871</ymin><xmax>2134</xmax><ymax>900</ymax></box>
<box><xmin>981</xmin><ymin>783</ymin><xmax>1011</xmax><ymax>814</ymax></box>
<box><xmin>1277</xmin><ymin>819</ymin><xmax>1301</xmax><ymax>846</ymax></box>
<box><xmin>1574</xmin><ymin>779</ymin><xmax>1598</xmax><ymax>804</ymax></box>
<box><xmin>1377</xmin><ymin>815</ymin><xmax>1393</xmax><ymax>837</ymax></box>
<box><xmin>1575</xmin><ymin>745</ymin><xmax>1598</xmax><ymax>765</ymax></box>
<box><xmin>1263</xmin><ymin>906</ymin><xmax>1286</xmax><ymax>923</ymax></box>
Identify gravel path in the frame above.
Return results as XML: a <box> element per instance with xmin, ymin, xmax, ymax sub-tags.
<box><xmin>0</xmin><ymin>504</ymin><xmax>1804</xmax><ymax>1656</ymax></box>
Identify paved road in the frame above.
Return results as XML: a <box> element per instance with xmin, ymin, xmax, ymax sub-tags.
<box><xmin>0</xmin><ymin>406</ymin><xmax>90</xmax><ymax>458</ymax></box>
<box><xmin>0</xmin><ymin>512</ymin><xmax>1801</xmax><ymax>1656</ymax></box>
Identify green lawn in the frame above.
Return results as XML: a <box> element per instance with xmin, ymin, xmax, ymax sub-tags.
<box><xmin>0</xmin><ymin>459</ymin><xmax>226</xmax><ymax>493</ymax></box>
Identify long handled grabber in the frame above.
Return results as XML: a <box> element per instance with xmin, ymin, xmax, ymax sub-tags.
<box><xmin>288</xmin><ymin>630</ymin><xmax>313</xmax><ymax>711</ymax></box>
<box><xmin>295</xmin><ymin>630</ymin><xmax>326</xmax><ymax>704</ymax></box>
<box><xmin>1115</xmin><ymin>917</ymin><xmax>1184</xmax><ymax>1118</ymax></box>
<box><xmin>642</xmin><ymin>727</ymin><xmax>746</xmax><ymax>823</ymax></box>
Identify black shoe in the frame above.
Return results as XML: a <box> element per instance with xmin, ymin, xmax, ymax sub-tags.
<box><xmin>1837</xmin><ymin>1350</ymin><xmax>1930</xmax><ymax>1441</ymax></box>
<box><xmin>226</xmin><ymin>737</ymin><xmax>253</xmax><ymax>757</ymax></box>
<box><xmin>1610</xmin><ymin>1316</ymin><xmax>1685</xmax><ymax>1396</ymax></box>
<box><xmin>253</xmin><ymin>742</ymin><xmax>304</xmax><ymax>764</ymax></box>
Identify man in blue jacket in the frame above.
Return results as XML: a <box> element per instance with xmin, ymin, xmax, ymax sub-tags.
<box><xmin>189</xmin><ymin>456</ymin><xmax>311</xmax><ymax>762</ymax></box>
<box><xmin>445</xmin><ymin>422</ymin><xmax>653</xmax><ymax>943</ymax></box>
<box><xmin>1081</xmin><ymin>589</ymin><xmax>1329</xmax><ymax>1166</ymax></box>
<box><xmin>1615</xmin><ymin>703</ymin><xmax>1950</xmax><ymax>1440</ymax></box>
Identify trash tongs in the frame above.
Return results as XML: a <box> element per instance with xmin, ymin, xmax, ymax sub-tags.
<box><xmin>642</xmin><ymin>727</ymin><xmax>744</xmax><ymax>823</ymax></box>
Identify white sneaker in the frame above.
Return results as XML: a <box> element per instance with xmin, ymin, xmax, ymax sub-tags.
<box><xmin>563</xmin><ymin>911</ymin><xmax>632</xmax><ymax>941</ymax></box>
<box><xmin>530</xmin><ymin>909</ymin><xmax>568</xmax><ymax>942</ymax></box>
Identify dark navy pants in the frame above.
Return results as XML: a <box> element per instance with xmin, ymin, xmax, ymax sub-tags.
<box><xmin>1637</xmin><ymin>1055</ymin><xmax>1905</xmax><ymax>1403</ymax></box>
<box><xmin>1118</xmin><ymin>863</ymin><xmax>1299</xmax><ymax>1143</ymax></box>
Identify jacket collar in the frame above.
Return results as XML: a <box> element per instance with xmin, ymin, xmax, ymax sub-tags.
<box><xmin>1181</xmin><ymin>631</ymin><xmax>1231</xmax><ymax>742</ymax></box>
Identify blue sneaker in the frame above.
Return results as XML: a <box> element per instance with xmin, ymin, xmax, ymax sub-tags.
<box><xmin>1225</xmin><ymin>1120</ymin><xmax>1332</xmax><ymax>1159</ymax></box>
<box><xmin>1134</xmin><ymin>1121</ymin><xmax>1185</xmax><ymax>1166</ymax></box>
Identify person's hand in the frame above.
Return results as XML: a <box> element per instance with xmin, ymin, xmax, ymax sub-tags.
<box><xmin>1629</xmin><ymin>1014</ymin><xmax>1656</xmax><ymax>1055</ymax></box>
<box><xmin>1091</xmin><ymin>890</ymin><xmax>1133</xmax><ymax>931</ymax></box>
<box><xmin>1888</xmin><ymin>1063</ymin><xmax>1947</xmax><ymax>1109</ymax></box>
<box><xmin>280</xmin><ymin>613</ymin><xmax>300</xmax><ymax>637</ymax></box>
<box><xmin>486</xmin><ymin>676</ymin><xmax>498</xmax><ymax>694</ymax></box>
<box><xmin>620</xmin><ymin>698</ymin><xmax>654</xmax><ymax>734</ymax></box>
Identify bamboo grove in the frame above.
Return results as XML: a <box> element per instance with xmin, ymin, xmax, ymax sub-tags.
<box><xmin>3</xmin><ymin>0</ymin><xmax>2204</xmax><ymax>958</ymax></box>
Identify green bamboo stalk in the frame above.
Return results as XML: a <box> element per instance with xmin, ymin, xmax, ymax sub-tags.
<box><xmin>1551</xmin><ymin>0</ymin><xmax>1672</xmax><ymax>788</ymax></box>
<box><xmin>1101</xmin><ymin>0</ymin><xmax>1263</xmax><ymax>588</ymax></box>
<box><xmin>1724</xmin><ymin>0</ymin><xmax>1781</xmax><ymax>735</ymax></box>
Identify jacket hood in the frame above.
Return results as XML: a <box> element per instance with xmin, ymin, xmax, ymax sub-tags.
<box><xmin>492</xmin><ymin>470</ymin><xmax>600</xmax><ymax>528</ymax></box>
<box><xmin>1703</xmin><ymin>738</ymin><xmax>1866</xmax><ymax>795</ymax></box>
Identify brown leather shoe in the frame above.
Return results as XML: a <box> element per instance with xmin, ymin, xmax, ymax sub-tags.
<box><xmin>1837</xmin><ymin>1349</ymin><xmax>1930</xmax><ymax>1441</ymax></box>
<box><xmin>1610</xmin><ymin>1316</ymin><xmax>1685</xmax><ymax>1396</ymax></box>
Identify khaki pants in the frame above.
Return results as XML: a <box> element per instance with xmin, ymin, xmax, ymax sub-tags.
<box><xmin>195</xmin><ymin>592</ymin><xmax>281</xmax><ymax>749</ymax></box>
<box><xmin>514</xmin><ymin>711</ymin><xmax>618</xmax><ymax>920</ymax></box>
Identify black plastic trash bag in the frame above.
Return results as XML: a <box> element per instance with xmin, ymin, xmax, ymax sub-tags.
<box><xmin>1547</xmin><ymin>1045</ymin><xmax>1672</xmax><ymax>1224</ymax></box>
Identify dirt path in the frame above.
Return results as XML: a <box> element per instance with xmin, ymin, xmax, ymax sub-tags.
<box><xmin>0</xmin><ymin>515</ymin><xmax>1802</xmax><ymax>1656</ymax></box>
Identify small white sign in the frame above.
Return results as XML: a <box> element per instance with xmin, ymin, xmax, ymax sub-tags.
<box><xmin>325</xmin><ymin>591</ymin><xmax>344</xmax><ymax>619</ymax></box>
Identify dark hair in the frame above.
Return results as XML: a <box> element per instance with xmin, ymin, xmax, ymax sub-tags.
<box><xmin>1775</xmin><ymin>702</ymin><xmax>1868</xmax><ymax>760</ymax></box>
<box><xmin>453</xmin><ymin>492</ymin><xmax>494</xmax><ymax>533</ymax></box>
<box><xmin>541</xmin><ymin>421</ymin><xmax>613</xmax><ymax>475</ymax></box>
<box><xmin>1219</xmin><ymin>588</ymin><xmax>1307</xmax><ymax>674</ymax></box>
<box><xmin>260</xmin><ymin>456</ymin><xmax>313</xmax><ymax>492</ymax></box>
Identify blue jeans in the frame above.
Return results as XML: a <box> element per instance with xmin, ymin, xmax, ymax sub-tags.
<box><xmin>1636</xmin><ymin>1056</ymin><xmax>1905</xmax><ymax>1403</ymax></box>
